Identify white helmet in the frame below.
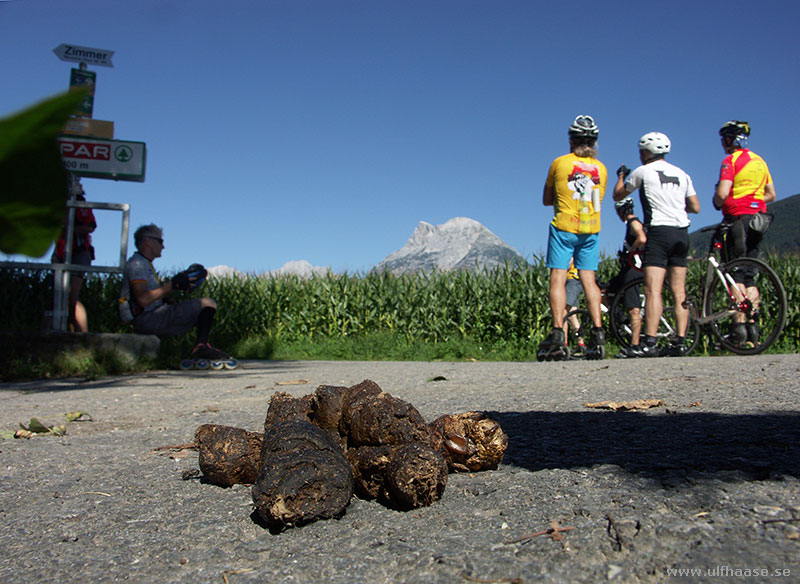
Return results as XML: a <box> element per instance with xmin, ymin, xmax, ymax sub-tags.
<box><xmin>638</xmin><ymin>132</ymin><xmax>671</xmax><ymax>154</ymax></box>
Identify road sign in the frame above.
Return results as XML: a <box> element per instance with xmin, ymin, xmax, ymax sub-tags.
<box><xmin>57</xmin><ymin>136</ymin><xmax>146</xmax><ymax>182</ymax></box>
<box><xmin>70</xmin><ymin>68</ymin><xmax>96</xmax><ymax>116</ymax></box>
<box><xmin>53</xmin><ymin>44</ymin><xmax>114</xmax><ymax>68</ymax></box>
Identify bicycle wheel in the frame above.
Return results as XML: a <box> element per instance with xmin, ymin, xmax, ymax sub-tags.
<box><xmin>565</xmin><ymin>308</ymin><xmax>594</xmax><ymax>336</ymax></box>
<box><xmin>703</xmin><ymin>257</ymin><xmax>787</xmax><ymax>355</ymax></box>
<box><xmin>564</xmin><ymin>307</ymin><xmax>593</xmax><ymax>358</ymax></box>
<box><xmin>610</xmin><ymin>277</ymin><xmax>700</xmax><ymax>354</ymax></box>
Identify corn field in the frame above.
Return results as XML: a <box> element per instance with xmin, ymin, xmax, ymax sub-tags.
<box><xmin>1</xmin><ymin>253</ymin><xmax>797</xmax><ymax>358</ymax></box>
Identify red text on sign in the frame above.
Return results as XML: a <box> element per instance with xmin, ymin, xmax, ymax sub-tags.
<box><xmin>59</xmin><ymin>141</ymin><xmax>111</xmax><ymax>160</ymax></box>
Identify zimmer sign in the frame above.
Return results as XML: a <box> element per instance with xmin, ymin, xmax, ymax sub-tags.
<box><xmin>53</xmin><ymin>44</ymin><xmax>115</xmax><ymax>68</ymax></box>
<box><xmin>57</xmin><ymin>136</ymin><xmax>146</xmax><ymax>182</ymax></box>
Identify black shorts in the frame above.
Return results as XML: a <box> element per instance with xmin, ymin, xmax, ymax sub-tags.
<box><xmin>723</xmin><ymin>214</ymin><xmax>764</xmax><ymax>262</ymax></box>
<box><xmin>607</xmin><ymin>267</ymin><xmax>642</xmax><ymax>310</ymax></box>
<box><xmin>643</xmin><ymin>225</ymin><xmax>689</xmax><ymax>269</ymax></box>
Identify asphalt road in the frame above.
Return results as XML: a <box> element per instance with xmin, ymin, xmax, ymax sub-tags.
<box><xmin>1</xmin><ymin>355</ymin><xmax>799</xmax><ymax>583</ymax></box>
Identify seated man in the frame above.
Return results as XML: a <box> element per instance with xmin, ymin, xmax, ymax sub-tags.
<box><xmin>608</xmin><ymin>196</ymin><xmax>647</xmax><ymax>358</ymax></box>
<box><xmin>120</xmin><ymin>224</ymin><xmax>229</xmax><ymax>362</ymax></box>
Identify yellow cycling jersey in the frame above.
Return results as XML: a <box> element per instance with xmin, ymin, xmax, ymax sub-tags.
<box><xmin>545</xmin><ymin>152</ymin><xmax>607</xmax><ymax>234</ymax></box>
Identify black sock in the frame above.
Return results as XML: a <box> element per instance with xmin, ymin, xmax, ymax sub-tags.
<box><xmin>196</xmin><ymin>307</ymin><xmax>216</xmax><ymax>345</ymax></box>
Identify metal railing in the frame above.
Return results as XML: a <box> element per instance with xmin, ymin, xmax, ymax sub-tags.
<box><xmin>0</xmin><ymin>198</ymin><xmax>130</xmax><ymax>332</ymax></box>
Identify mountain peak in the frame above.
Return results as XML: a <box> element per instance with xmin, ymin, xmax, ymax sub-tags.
<box><xmin>376</xmin><ymin>217</ymin><xmax>525</xmax><ymax>274</ymax></box>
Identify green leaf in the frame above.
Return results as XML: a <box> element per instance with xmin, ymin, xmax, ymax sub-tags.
<box><xmin>25</xmin><ymin>417</ymin><xmax>52</xmax><ymax>434</ymax></box>
<box><xmin>65</xmin><ymin>411</ymin><xmax>92</xmax><ymax>423</ymax></box>
<box><xmin>0</xmin><ymin>429</ymin><xmax>15</xmax><ymax>440</ymax></box>
<box><xmin>0</xmin><ymin>91</ymin><xmax>88</xmax><ymax>256</ymax></box>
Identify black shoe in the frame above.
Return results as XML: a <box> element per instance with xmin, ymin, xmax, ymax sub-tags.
<box><xmin>616</xmin><ymin>345</ymin><xmax>644</xmax><ymax>359</ymax></box>
<box><xmin>664</xmin><ymin>342</ymin><xmax>689</xmax><ymax>357</ymax></box>
<box><xmin>641</xmin><ymin>343</ymin><xmax>661</xmax><ymax>358</ymax></box>
<box><xmin>746</xmin><ymin>323</ymin><xmax>760</xmax><ymax>343</ymax></box>
<box><xmin>728</xmin><ymin>323</ymin><xmax>747</xmax><ymax>344</ymax></box>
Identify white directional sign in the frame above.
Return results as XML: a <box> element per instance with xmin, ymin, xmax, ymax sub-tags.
<box><xmin>57</xmin><ymin>136</ymin><xmax>146</xmax><ymax>182</ymax></box>
<box><xmin>53</xmin><ymin>44</ymin><xmax>115</xmax><ymax>68</ymax></box>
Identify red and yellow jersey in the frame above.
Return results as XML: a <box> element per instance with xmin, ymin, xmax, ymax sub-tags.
<box><xmin>718</xmin><ymin>149</ymin><xmax>772</xmax><ymax>216</ymax></box>
<box><xmin>545</xmin><ymin>153</ymin><xmax>607</xmax><ymax>234</ymax></box>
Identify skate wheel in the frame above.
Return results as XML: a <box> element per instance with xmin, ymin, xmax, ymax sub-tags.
<box><xmin>223</xmin><ymin>359</ymin><xmax>239</xmax><ymax>370</ymax></box>
<box><xmin>209</xmin><ymin>360</ymin><xmax>224</xmax><ymax>371</ymax></box>
<box><xmin>179</xmin><ymin>359</ymin><xmax>195</xmax><ymax>370</ymax></box>
<box><xmin>194</xmin><ymin>359</ymin><xmax>210</xmax><ymax>370</ymax></box>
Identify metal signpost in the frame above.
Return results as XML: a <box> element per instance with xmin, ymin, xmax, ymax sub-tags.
<box><xmin>0</xmin><ymin>45</ymin><xmax>146</xmax><ymax>332</ymax></box>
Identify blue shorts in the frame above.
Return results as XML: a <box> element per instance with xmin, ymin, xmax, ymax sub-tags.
<box><xmin>545</xmin><ymin>224</ymin><xmax>600</xmax><ymax>271</ymax></box>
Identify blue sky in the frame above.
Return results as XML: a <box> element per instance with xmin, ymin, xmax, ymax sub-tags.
<box><xmin>2</xmin><ymin>0</ymin><xmax>797</xmax><ymax>274</ymax></box>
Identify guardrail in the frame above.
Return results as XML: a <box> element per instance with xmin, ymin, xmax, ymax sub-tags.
<box><xmin>0</xmin><ymin>199</ymin><xmax>130</xmax><ymax>332</ymax></box>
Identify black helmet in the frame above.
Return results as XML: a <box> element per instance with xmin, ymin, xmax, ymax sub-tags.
<box><xmin>614</xmin><ymin>197</ymin><xmax>634</xmax><ymax>216</ymax></box>
<box><xmin>719</xmin><ymin>120</ymin><xmax>750</xmax><ymax>139</ymax></box>
<box><xmin>568</xmin><ymin>115</ymin><xmax>599</xmax><ymax>142</ymax></box>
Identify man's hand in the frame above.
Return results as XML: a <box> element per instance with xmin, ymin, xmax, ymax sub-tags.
<box><xmin>171</xmin><ymin>271</ymin><xmax>191</xmax><ymax>291</ymax></box>
<box><xmin>616</xmin><ymin>165</ymin><xmax>631</xmax><ymax>179</ymax></box>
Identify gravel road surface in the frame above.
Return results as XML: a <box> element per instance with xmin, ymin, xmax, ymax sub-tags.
<box><xmin>1</xmin><ymin>355</ymin><xmax>799</xmax><ymax>583</ymax></box>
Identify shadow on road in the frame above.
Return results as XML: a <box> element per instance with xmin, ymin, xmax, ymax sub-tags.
<box><xmin>490</xmin><ymin>409</ymin><xmax>800</xmax><ymax>479</ymax></box>
<box><xmin>0</xmin><ymin>360</ymin><xmax>308</xmax><ymax>393</ymax></box>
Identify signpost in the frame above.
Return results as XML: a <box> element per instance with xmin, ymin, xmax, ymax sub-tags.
<box><xmin>52</xmin><ymin>44</ymin><xmax>115</xmax><ymax>68</ymax></box>
<box><xmin>69</xmin><ymin>67</ymin><xmax>96</xmax><ymax>117</ymax></box>
<box><xmin>19</xmin><ymin>43</ymin><xmax>147</xmax><ymax>333</ymax></box>
<box><xmin>57</xmin><ymin>136</ymin><xmax>146</xmax><ymax>182</ymax></box>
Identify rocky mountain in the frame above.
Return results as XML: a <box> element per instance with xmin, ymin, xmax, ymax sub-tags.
<box><xmin>269</xmin><ymin>259</ymin><xmax>329</xmax><ymax>278</ymax></box>
<box><xmin>374</xmin><ymin>217</ymin><xmax>525</xmax><ymax>275</ymax></box>
<box><xmin>207</xmin><ymin>260</ymin><xmax>328</xmax><ymax>279</ymax></box>
<box><xmin>207</xmin><ymin>265</ymin><xmax>242</xmax><ymax>278</ymax></box>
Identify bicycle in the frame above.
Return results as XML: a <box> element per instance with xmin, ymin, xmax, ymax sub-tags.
<box><xmin>609</xmin><ymin>222</ymin><xmax>787</xmax><ymax>356</ymax></box>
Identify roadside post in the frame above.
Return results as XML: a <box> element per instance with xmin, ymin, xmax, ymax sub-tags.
<box><xmin>0</xmin><ymin>45</ymin><xmax>146</xmax><ymax>332</ymax></box>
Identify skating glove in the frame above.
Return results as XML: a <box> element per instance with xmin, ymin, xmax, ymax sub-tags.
<box><xmin>172</xmin><ymin>264</ymin><xmax>207</xmax><ymax>291</ymax></box>
<box><xmin>171</xmin><ymin>271</ymin><xmax>191</xmax><ymax>291</ymax></box>
<box><xmin>185</xmin><ymin>263</ymin><xmax>207</xmax><ymax>290</ymax></box>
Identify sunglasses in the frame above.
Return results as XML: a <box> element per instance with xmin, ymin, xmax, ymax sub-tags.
<box><xmin>148</xmin><ymin>236</ymin><xmax>164</xmax><ymax>245</ymax></box>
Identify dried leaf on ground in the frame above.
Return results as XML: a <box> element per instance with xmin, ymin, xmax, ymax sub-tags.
<box><xmin>275</xmin><ymin>379</ymin><xmax>310</xmax><ymax>386</ymax></box>
<box><xmin>505</xmin><ymin>520</ymin><xmax>574</xmax><ymax>544</ymax></box>
<box><xmin>65</xmin><ymin>411</ymin><xmax>92</xmax><ymax>423</ymax></box>
<box><xmin>19</xmin><ymin>418</ymin><xmax>66</xmax><ymax>436</ymax></box>
<box><xmin>584</xmin><ymin>399</ymin><xmax>665</xmax><ymax>411</ymax></box>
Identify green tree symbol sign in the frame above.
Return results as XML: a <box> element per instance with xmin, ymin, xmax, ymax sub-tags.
<box><xmin>114</xmin><ymin>145</ymin><xmax>133</xmax><ymax>163</ymax></box>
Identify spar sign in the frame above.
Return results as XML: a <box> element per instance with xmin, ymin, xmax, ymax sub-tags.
<box><xmin>57</xmin><ymin>136</ymin><xmax>146</xmax><ymax>182</ymax></box>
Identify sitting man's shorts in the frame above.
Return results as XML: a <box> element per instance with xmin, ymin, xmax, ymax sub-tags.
<box><xmin>546</xmin><ymin>224</ymin><xmax>600</xmax><ymax>271</ymax></box>
<box><xmin>643</xmin><ymin>226</ymin><xmax>689</xmax><ymax>269</ymax></box>
<box><xmin>607</xmin><ymin>266</ymin><xmax>643</xmax><ymax>310</ymax></box>
<box><xmin>565</xmin><ymin>279</ymin><xmax>582</xmax><ymax>307</ymax></box>
<box><xmin>133</xmin><ymin>298</ymin><xmax>204</xmax><ymax>336</ymax></box>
